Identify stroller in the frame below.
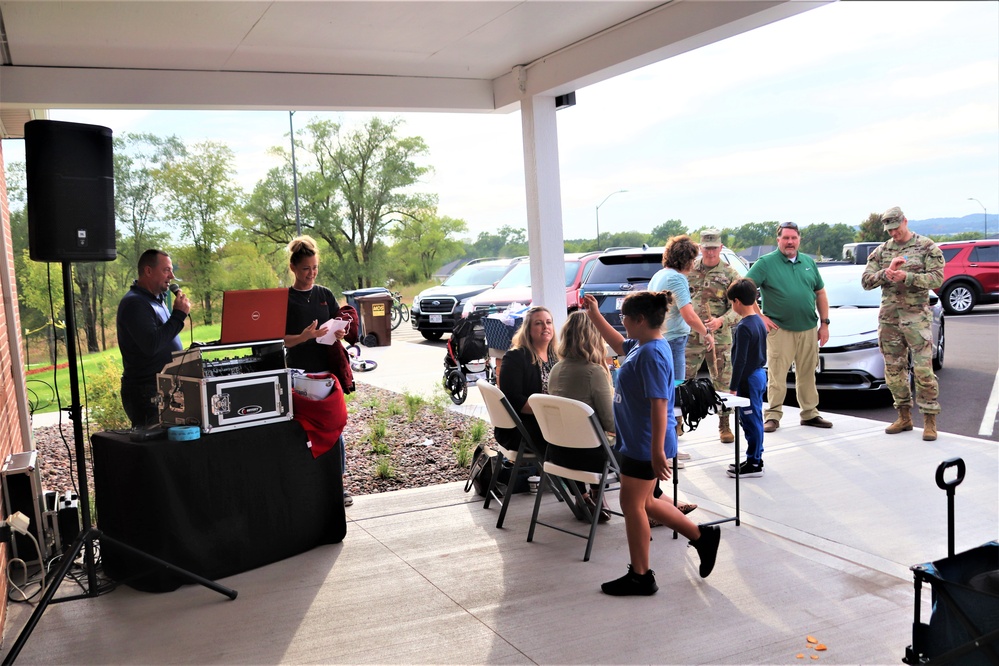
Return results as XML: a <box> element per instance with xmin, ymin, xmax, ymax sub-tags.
<box><xmin>443</xmin><ymin>310</ymin><xmax>496</xmax><ymax>405</ymax></box>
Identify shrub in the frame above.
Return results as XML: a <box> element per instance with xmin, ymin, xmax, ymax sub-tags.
<box><xmin>85</xmin><ymin>356</ymin><xmax>130</xmax><ymax>431</ymax></box>
<box><xmin>374</xmin><ymin>456</ymin><xmax>396</xmax><ymax>479</ymax></box>
<box><xmin>403</xmin><ymin>391</ymin><xmax>425</xmax><ymax>422</ymax></box>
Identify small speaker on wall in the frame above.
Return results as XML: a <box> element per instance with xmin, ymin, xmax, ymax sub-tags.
<box><xmin>25</xmin><ymin>119</ymin><xmax>116</xmax><ymax>263</ymax></box>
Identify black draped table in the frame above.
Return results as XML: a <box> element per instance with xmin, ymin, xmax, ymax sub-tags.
<box><xmin>92</xmin><ymin>420</ymin><xmax>345</xmax><ymax>592</ymax></box>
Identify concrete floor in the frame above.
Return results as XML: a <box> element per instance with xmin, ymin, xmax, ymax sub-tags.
<box><xmin>5</xmin><ymin>329</ymin><xmax>997</xmax><ymax>664</ymax></box>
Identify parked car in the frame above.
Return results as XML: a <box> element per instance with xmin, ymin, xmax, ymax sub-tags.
<box><xmin>581</xmin><ymin>245</ymin><xmax>749</xmax><ymax>333</ymax></box>
<box><xmin>783</xmin><ymin>263</ymin><xmax>944</xmax><ymax>393</ymax></box>
<box><xmin>460</xmin><ymin>252</ymin><xmax>601</xmax><ymax>317</ymax></box>
<box><xmin>935</xmin><ymin>239</ymin><xmax>999</xmax><ymax>315</ymax></box>
<box><xmin>410</xmin><ymin>257</ymin><xmax>521</xmax><ymax>340</ymax></box>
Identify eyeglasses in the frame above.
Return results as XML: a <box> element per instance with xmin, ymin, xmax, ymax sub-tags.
<box><xmin>777</xmin><ymin>221</ymin><xmax>799</xmax><ymax>232</ymax></box>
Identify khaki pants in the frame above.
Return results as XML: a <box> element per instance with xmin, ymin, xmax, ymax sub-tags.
<box><xmin>765</xmin><ymin>327</ymin><xmax>820</xmax><ymax>422</ymax></box>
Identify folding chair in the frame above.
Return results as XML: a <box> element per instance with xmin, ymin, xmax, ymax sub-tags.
<box><xmin>526</xmin><ymin>394</ymin><xmax>622</xmax><ymax>562</ymax></box>
<box><xmin>476</xmin><ymin>382</ymin><xmax>543</xmax><ymax>529</ymax></box>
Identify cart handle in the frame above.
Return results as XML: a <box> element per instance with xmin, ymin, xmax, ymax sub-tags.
<box><xmin>935</xmin><ymin>457</ymin><xmax>965</xmax><ymax>559</ymax></box>
<box><xmin>935</xmin><ymin>457</ymin><xmax>965</xmax><ymax>492</ymax></box>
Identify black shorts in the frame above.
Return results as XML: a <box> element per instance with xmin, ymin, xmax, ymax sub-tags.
<box><xmin>619</xmin><ymin>453</ymin><xmax>656</xmax><ymax>481</ymax></box>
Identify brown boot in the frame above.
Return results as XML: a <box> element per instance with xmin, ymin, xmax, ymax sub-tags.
<box><xmin>922</xmin><ymin>413</ymin><xmax>938</xmax><ymax>441</ymax></box>
<box><xmin>719</xmin><ymin>412</ymin><xmax>735</xmax><ymax>444</ymax></box>
<box><xmin>885</xmin><ymin>406</ymin><xmax>913</xmax><ymax>434</ymax></box>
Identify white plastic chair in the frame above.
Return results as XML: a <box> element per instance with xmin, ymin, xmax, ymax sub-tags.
<box><xmin>526</xmin><ymin>394</ymin><xmax>621</xmax><ymax>561</ymax></box>
<box><xmin>476</xmin><ymin>382</ymin><xmax>542</xmax><ymax>529</ymax></box>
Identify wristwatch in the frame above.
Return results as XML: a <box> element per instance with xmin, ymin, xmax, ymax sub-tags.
<box><xmin>820</xmin><ymin>318</ymin><xmax>831</xmax><ymax>325</ymax></box>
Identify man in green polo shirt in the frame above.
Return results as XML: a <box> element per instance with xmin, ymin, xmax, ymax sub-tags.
<box><xmin>746</xmin><ymin>221</ymin><xmax>832</xmax><ymax>432</ymax></box>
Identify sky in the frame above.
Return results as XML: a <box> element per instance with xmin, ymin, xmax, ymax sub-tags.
<box><xmin>2</xmin><ymin>1</ymin><xmax>997</xmax><ymax>243</ymax></box>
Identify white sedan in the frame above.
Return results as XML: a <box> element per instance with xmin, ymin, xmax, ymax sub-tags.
<box><xmin>784</xmin><ymin>263</ymin><xmax>944</xmax><ymax>393</ymax></box>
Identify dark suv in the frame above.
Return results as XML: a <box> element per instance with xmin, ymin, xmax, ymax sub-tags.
<box><xmin>581</xmin><ymin>245</ymin><xmax>749</xmax><ymax>333</ymax></box>
<box><xmin>410</xmin><ymin>258</ymin><xmax>520</xmax><ymax>340</ymax></box>
<box><xmin>936</xmin><ymin>239</ymin><xmax>999</xmax><ymax>314</ymax></box>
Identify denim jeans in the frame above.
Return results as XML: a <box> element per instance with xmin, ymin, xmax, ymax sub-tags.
<box><xmin>738</xmin><ymin>367</ymin><xmax>767</xmax><ymax>462</ymax></box>
<box><xmin>667</xmin><ymin>336</ymin><xmax>687</xmax><ymax>383</ymax></box>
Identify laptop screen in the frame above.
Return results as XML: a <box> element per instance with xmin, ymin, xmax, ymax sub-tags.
<box><xmin>219</xmin><ymin>288</ymin><xmax>288</xmax><ymax>344</ymax></box>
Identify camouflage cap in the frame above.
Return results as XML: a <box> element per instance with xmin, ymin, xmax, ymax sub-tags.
<box><xmin>700</xmin><ymin>228</ymin><xmax>722</xmax><ymax>247</ymax></box>
<box><xmin>881</xmin><ymin>206</ymin><xmax>905</xmax><ymax>230</ymax></box>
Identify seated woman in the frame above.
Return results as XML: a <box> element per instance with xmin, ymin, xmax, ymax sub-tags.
<box><xmin>495</xmin><ymin>306</ymin><xmax>558</xmax><ymax>457</ymax></box>
<box><xmin>549</xmin><ymin>311</ymin><xmax>696</xmax><ymax>522</ymax></box>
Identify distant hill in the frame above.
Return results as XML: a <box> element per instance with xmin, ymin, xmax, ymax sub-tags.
<box><xmin>907</xmin><ymin>214</ymin><xmax>997</xmax><ymax>237</ymax></box>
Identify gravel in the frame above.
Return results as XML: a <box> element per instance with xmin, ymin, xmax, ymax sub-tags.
<box><xmin>30</xmin><ymin>383</ymin><xmax>487</xmax><ymax>502</ymax></box>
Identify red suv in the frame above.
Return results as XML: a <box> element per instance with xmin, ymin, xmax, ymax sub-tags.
<box><xmin>936</xmin><ymin>239</ymin><xmax>999</xmax><ymax>314</ymax></box>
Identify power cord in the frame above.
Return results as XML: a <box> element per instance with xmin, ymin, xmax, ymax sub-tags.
<box><xmin>2</xmin><ymin>512</ymin><xmax>47</xmax><ymax>603</ymax></box>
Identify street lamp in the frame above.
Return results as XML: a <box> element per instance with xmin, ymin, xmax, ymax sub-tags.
<box><xmin>289</xmin><ymin>111</ymin><xmax>302</xmax><ymax>236</ymax></box>
<box><xmin>968</xmin><ymin>197</ymin><xmax>987</xmax><ymax>239</ymax></box>
<box><xmin>595</xmin><ymin>189</ymin><xmax>628</xmax><ymax>250</ymax></box>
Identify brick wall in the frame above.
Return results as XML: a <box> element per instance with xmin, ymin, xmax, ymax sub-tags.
<box><xmin>0</xmin><ymin>141</ymin><xmax>29</xmax><ymax>636</ymax></box>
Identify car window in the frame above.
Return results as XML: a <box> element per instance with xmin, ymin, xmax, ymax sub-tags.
<box><xmin>971</xmin><ymin>244</ymin><xmax>999</xmax><ymax>263</ymax></box>
<box><xmin>941</xmin><ymin>248</ymin><xmax>963</xmax><ymax>262</ymax></box>
<box><xmin>580</xmin><ymin>259</ymin><xmax>597</xmax><ymax>284</ymax></box>
<box><xmin>443</xmin><ymin>264</ymin><xmax>509</xmax><ymax>287</ymax></box>
<box><xmin>822</xmin><ymin>269</ymin><xmax>880</xmax><ymax>307</ymax></box>
<box><xmin>720</xmin><ymin>250</ymin><xmax>749</xmax><ymax>277</ymax></box>
<box><xmin>494</xmin><ymin>262</ymin><xmax>532</xmax><ymax>288</ymax></box>
<box><xmin>563</xmin><ymin>261</ymin><xmax>581</xmax><ymax>287</ymax></box>
<box><xmin>586</xmin><ymin>254</ymin><xmax>663</xmax><ymax>284</ymax></box>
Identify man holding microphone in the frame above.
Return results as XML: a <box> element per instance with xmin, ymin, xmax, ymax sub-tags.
<box><xmin>116</xmin><ymin>249</ymin><xmax>191</xmax><ymax>428</ymax></box>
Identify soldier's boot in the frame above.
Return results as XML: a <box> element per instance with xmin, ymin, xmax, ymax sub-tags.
<box><xmin>885</xmin><ymin>406</ymin><xmax>913</xmax><ymax>434</ymax></box>
<box><xmin>922</xmin><ymin>414</ymin><xmax>938</xmax><ymax>442</ymax></box>
<box><xmin>719</xmin><ymin>412</ymin><xmax>735</xmax><ymax>444</ymax></box>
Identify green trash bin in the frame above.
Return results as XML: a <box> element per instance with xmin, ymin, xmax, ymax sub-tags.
<box><xmin>356</xmin><ymin>293</ymin><xmax>394</xmax><ymax>347</ymax></box>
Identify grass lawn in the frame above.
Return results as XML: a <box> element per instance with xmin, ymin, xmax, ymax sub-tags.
<box><xmin>26</xmin><ymin>322</ymin><xmax>222</xmax><ymax>415</ymax></box>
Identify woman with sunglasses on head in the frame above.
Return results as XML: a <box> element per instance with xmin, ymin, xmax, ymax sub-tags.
<box><xmin>284</xmin><ymin>235</ymin><xmax>354</xmax><ymax>507</ymax></box>
<box><xmin>495</xmin><ymin>306</ymin><xmax>559</xmax><ymax>458</ymax></box>
<box><xmin>581</xmin><ymin>292</ymin><xmax>721</xmax><ymax>596</ymax></box>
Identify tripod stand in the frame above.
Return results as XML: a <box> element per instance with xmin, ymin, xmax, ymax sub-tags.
<box><xmin>2</xmin><ymin>263</ymin><xmax>237</xmax><ymax>665</ymax></box>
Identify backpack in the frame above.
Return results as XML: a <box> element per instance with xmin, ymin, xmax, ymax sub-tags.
<box><xmin>337</xmin><ymin>305</ymin><xmax>360</xmax><ymax>345</ymax></box>
<box><xmin>465</xmin><ymin>444</ymin><xmax>497</xmax><ymax>497</ymax></box>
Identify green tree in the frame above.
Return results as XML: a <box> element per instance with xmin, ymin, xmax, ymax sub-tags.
<box><xmin>390</xmin><ymin>209</ymin><xmax>468</xmax><ymax>282</ymax></box>
<box><xmin>857</xmin><ymin>212</ymin><xmax>886</xmax><ymax>242</ymax></box>
<box><xmin>730</xmin><ymin>222</ymin><xmax>778</xmax><ymax>250</ymax></box>
<box><xmin>114</xmin><ymin>133</ymin><xmax>183</xmax><ymax>264</ymax></box>
<box><xmin>300</xmin><ymin>117</ymin><xmax>431</xmax><ymax>289</ymax></box>
<box><xmin>798</xmin><ymin>223</ymin><xmax>858</xmax><ymax>259</ymax></box>
<box><xmin>161</xmin><ymin>140</ymin><xmax>242</xmax><ymax>325</ymax></box>
<box><xmin>17</xmin><ymin>250</ymin><xmax>66</xmax><ymax>365</ymax></box>
<box><xmin>469</xmin><ymin>225</ymin><xmax>527</xmax><ymax>258</ymax></box>
<box><xmin>603</xmin><ymin>231</ymin><xmax>648</xmax><ymax>249</ymax></box>
<box><xmin>648</xmin><ymin>219</ymin><xmax>687</xmax><ymax>245</ymax></box>
<box><xmin>243</xmin><ymin>161</ymin><xmax>300</xmax><ymax>245</ymax></box>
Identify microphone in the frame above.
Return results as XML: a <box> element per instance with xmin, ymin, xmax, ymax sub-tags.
<box><xmin>169</xmin><ymin>283</ymin><xmax>181</xmax><ymax>296</ymax></box>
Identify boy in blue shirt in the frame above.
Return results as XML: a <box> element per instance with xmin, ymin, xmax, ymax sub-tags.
<box><xmin>726</xmin><ymin>279</ymin><xmax>767</xmax><ymax>478</ymax></box>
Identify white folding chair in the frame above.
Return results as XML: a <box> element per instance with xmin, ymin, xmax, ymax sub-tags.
<box><xmin>476</xmin><ymin>382</ymin><xmax>542</xmax><ymax>529</ymax></box>
<box><xmin>526</xmin><ymin>394</ymin><xmax>622</xmax><ymax>562</ymax></box>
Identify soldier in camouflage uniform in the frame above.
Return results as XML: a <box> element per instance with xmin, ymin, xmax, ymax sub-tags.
<box><xmin>685</xmin><ymin>229</ymin><xmax>743</xmax><ymax>443</ymax></box>
<box><xmin>861</xmin><ymin>206</ymin><xmax>944</xmax><ymax>441</ymax></box>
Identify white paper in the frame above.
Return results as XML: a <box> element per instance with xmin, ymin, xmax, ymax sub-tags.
<box><xmin>315</xmin><ymin>317</ymin><xmax>349</xmax><ymax>345</ymax></box>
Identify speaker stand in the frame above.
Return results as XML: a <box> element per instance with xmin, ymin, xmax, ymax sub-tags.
<box><xmin>1</xmin><ymin>263</ymin><xmax>237</xmax><ymax>665</ymax></box>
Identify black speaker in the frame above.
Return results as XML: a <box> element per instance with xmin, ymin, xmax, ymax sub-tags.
<box><xmin>25</xmin><ymin>119</ymin><xmax>116</xmax><ymax>262</ymax></box>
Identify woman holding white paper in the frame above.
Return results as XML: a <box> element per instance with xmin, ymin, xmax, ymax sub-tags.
<box><xmin>284</xmin><ymin>235</ymin><xmax>353</xmax><ymax>506</ymax></box>
<box><xmin>284</xmin><ymin>235</ymin><xmax>345</xmax><ymax>371</ymax></box>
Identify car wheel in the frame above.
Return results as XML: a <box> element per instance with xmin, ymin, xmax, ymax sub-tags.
<box><xmin>933</xmin><ymin>318</ymin><xmax>944</xmax><ymax>371</ymax></box>
<box><xmin>421</xmin><ymin>330</ymin><xmax>444</xmax><ymax>341</ymax></box>
<box><xmin>942</xmin><ymin>283</ymin><xmax>976</xmax><ymax>315</ymax></box>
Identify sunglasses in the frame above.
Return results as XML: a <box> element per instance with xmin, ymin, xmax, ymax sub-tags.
<box><xmin>777</xmin><ymin>221</ymin><xmax>799</xmax><ymax>233</ymax></box>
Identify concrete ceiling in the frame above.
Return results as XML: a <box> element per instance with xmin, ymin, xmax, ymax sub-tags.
<box><xmin>0</xmin><ymin>0</ymin><xmax>830</xmax><ymax>138</ymax></box>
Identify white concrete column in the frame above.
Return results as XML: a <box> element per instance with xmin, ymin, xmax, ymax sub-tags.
<box><xmin>520</xmin><ymin>94</ymin><xmax>567</xmax><ymax>333</ymax></box>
